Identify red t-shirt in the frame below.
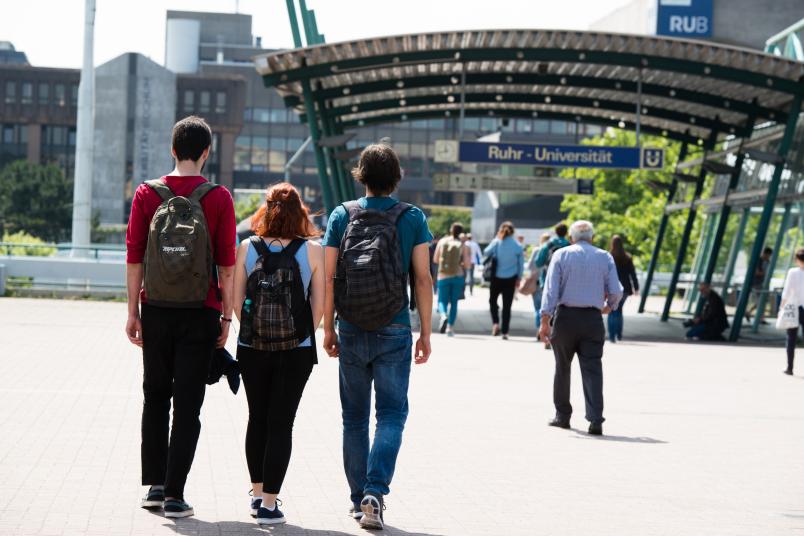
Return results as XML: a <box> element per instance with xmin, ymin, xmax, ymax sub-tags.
<box><xmin>126</xmin><ymin>175</ymin><xmax>237</xmax><ymax>311</ymax></box>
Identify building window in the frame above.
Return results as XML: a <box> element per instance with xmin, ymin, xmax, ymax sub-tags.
<box><xmin>199</xmin><ymin>91</ymin><xmax>210</xmax><ymax>113</ymax></box>
<box><xmin>183</xmin><ymin>90</ymin><xmax>194</xmax><ymax>112</ymax></box>
<box><xmin>234</xmin><ymin>135</ymin><xmax>251</xmax><ymax>171</ymax></box>
<box><xmin>252</xmin><ymin>108</ymin><xmax>270</xmax><ymax>123</ymax></box>
<box><xmin>38</xmin><ymin>83</ymin><xmax>49</xmax><ymax>105</ymax></box>
<box><xmin>2</xmin><ymin>125</ymin><xmax>15</xmax><ymax>144</ymax></box>
<box><xmin>71</xmin><ymin>84</ymin><xmax>78</xmax><ymax>106</ymax></box>
<box><xmin>215</xmin><ymin>91</ymin><xmax>226</xmax><ymax>113</ymax></box>
<box><xmin>21</xmin><ymin>82</ymin><xmax>32</xmax><ymax>104</ymax></box>
<box><xmin>54</xmin><ymin>84</ymin><xmax>65</xmax><ymax>106</ymax></box>
<box><xmin>4</xmin><ymin>81</ymin><xmax>15</xmax><ymax>104</ymax></box>
<box><xmin>269</xmin><ymin>109</ymin><xmax>287</xmax><ymax>123</ymax></box>
<box><xmin>251</xmin><ymin>136</ymin><xmax>268</xmax><ymax>171</ymax></box>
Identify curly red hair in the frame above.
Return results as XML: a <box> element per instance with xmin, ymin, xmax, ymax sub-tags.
<box><xmin>252</xmin><ymin>182</ymin><xmax>320</xmax><ymax>239</ymax></box>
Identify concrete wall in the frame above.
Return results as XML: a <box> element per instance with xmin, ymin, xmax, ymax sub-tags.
<box><xmin>93</xmin><ymin>56</ymin><xmax>128</xmax><ymax>224</ymax></box>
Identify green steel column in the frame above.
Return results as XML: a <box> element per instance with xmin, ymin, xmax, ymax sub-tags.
<box><xmin>330</xmin><ymin>120</ymin><xmax>357</xmax><ymax>199</ymax></box>
<box><xmin>639</xmin><ymin>142</ymin><xmax>687</xmax><ymax>313</ymax></box>
<box><xmin>721</xmin><ymin>207</ymin><xmax>749</xmax><ymax>296</ymax></box>
<box><xmin>730</xmin><ymin>95</ymin><xmax>802</xmax><ymax>341</ymax></box>
<box><xmin>661</xmin><ymin>164</ymin><xmax>707</xmax><ymax>322</ymax></box>
<box><xmin>321</xmin><ymin>113</ymin><xmax>349</xmax><ymax>203</ymax></box>
<box><xmin>687</xmin><ymin>213</ymin><xmax>718</xmax><ymax>313</ymax></box>
<box><xmin>751</xmin><ymin>202</ymin><xmax>792</xmax><ymax>332</ymax></box>
<box><xmin>284</xmin><ymin>0</ymin><xmax>303</xmax><ymax>46</ymax></box>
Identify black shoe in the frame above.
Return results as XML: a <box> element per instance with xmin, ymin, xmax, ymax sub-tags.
<box><xmin>439</xmin><ymin>315</ymin><xmax>448</xmax><ymax>334</ymax></box>
<box><xmin>548</xmin><ymin>417</ymin><xmax>570</xmax><ymax>429</ymax></box>
<box><xmin>250</xmin><ymin>496</ymin><xmax>262</xmax><ymax>517</ymax></box>
<box><xmin>256</xmin><ymin>499</ymin><xmax>286</xmax><ymax>525</ymax></box>
<box><xmin>588</xmin><ymin>423</ymin><xmax>603</xmax><ymax>436</ymax></box>
<box><xmin>348</xmin><ymin>503</ymin><xmax>364</xmax><ymax>520</ymax></box>
<box><xmin>163</xmin><ymin>499</ymin><xmax>194</xmax><ymax>518</ymax></box>
<box><xmin>359</xmin><ymin>494</ymin><xmax>385</xmax><ymax>530</ymax></box>
<box><xmin>140</xmin><ymin>486</ymin><xmax>164</xmax><ymax>510</ymax></box>
<box><xmin>784</xmin><ymin>369</ymin><xmax>794</xmax><ymax>375</ymax></box>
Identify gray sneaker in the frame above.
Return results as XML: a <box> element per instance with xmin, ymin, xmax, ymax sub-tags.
<box><xmin>359</xmin><ymin>494</ymin><xmax>384</xmax><ymax>530</ymax></box>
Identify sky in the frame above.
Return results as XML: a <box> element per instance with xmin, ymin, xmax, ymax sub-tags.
<box><xmin>1</xmin><ymin>0</ymin><xmax>633</xmax><ymax>69</ymax></box>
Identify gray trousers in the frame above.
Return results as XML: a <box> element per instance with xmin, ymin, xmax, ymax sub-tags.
<box><xmin>550</xmin><ymin>306</ymin><xmax>606</xmax><ymax>424</ymax></box>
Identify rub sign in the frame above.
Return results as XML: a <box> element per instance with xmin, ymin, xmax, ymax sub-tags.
<box><xmin>656</xmin><ymin>0</ymin><xmax>713</xmax><ymax>38</ymax></box>
<box><xmin>434</xmin><ymin>140</ymin><xmax>665</xmax><ymax>170</ymax></box>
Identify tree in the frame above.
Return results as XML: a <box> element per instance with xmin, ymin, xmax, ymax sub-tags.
<box><xmin>560</xmin><ymin>129</ymin><xmax>702</xmax><ymax>271</ymax></box>
<box><xmin>235</xmin><ymin>193</ymin><xmax>263</xmax><ymax>223</ymax></box>
<box><xmin>0</xmin><ymin>161</ymin><xmax>74</xmax><ymax>242</ymax></box>
<box><xmin>425</xmin><ymin>206</ymin><xmax>472</xmax><ymax>239</ymax></box>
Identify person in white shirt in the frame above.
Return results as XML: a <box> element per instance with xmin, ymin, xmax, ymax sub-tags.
<box><xmin>463</xmin><ymin>233</ymin><xmax>483</xmax><ymax>296</ymax></box>
<box><xmin>780</xmin><ymin>248</ymin><xmax>804</xmax><ymax>375</ymax></box>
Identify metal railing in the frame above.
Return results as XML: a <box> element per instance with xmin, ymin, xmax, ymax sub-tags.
<box><xmin>0</xmin><ymin>242</ymin><xmax>125</xmax><ymax>259</ymax></box>
<box><xmin>766</xmin><ymin>18</ymin><xmax>804</xmax><ymax>61</ymax></box>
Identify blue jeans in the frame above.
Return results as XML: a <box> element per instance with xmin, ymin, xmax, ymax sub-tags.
<box><xmin>606</xmin><ymin>296</ymin><xmax>628</xmax><ymax>341</ymax></box>
<box><xmin>437</xmin><ymin>275</ymin><xmax>464</xmax><ymax>326</ymax></box>
<box><xmin>338</xmin><ymin>322</ymin><xmax>412</xmax><ymax>503</ymax></box>
<box><xmin>532</xmin><ymin>288</ymin><xmax>543</xmax><ymax>329</ymax></box>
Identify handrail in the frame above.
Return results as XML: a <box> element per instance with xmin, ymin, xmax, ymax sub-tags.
<box><xmin>0</xmin><ymin>242</ymin><xmax>125</xmax><ymax>259</ymax></box>
<box><xmin>765</xmin><ymin>18</ymin><xmax>804</xmax><ymax>60</ymax></box>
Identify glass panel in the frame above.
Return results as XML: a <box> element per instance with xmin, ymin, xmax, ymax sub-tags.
<box><xmin>21</xmin><ymin>82</ymin><xmax>32</xmax><ymax>104</ymax></box>
<box><xmin>199</xmin><ymin>91</ymin><xmax>210</xmax><ymax>113</ymax></box>
<box><xmin>269</xmin><ymin>150</ymin><xmax>286</xmax><ymax>172</ymax></box>
<box><xmin>215</xmin><ymin>91</ymin><xmax>226</xmax><ymax>113</ymax></box>
<box><xmin>464</xmin><ymin>117</ymin><xmax>480</xmax><ymax>130</ymax></box>
<box><xmin>270</xmin><ymin>109</ymin><xmax>287</xmax><ymax>123</ymax></box>
<box><xmin>234</xmin><ymin>135</ymin><xmax>251</xmax><ymax>171</ymax></box>
<box><xmin>4</xmin><ymin>81</ymin><xmax>15</xmax><ymax>104</ymax></box>
<box><xmin>517</xmin><ymin>119</ymin><xmax>533</xmax><ymax>133</ymax></box>
<box><xmin>534</xmin><ymin>120</ymin><xmax>549</xmax><ymax>133</ymax></box>
<box><xmin>480</xmin><ymin>118</ymin><xmax>496</xmax><ymax>131</ymax></box>
<box><xmin>71</xmin><ymin>84</ymin><xmax>78</xmax><ymax>106</ymax></box>
<box><xmin>269</xmin><ymin>137</ymin><xmax>285</xmax><ymax>151</ymax></box>
<box><xmin>183</xmin><ymin>90</ymin><xmax>194</xmax><ymax>112</ymax></box>
<box><xmin>54</xmin><ymin>84</ymin><xmax>65</xmax><ymax>106</ymax></box>
<box><xmin>2</xmin><ymin>126</ymin><xmax>14</xmax><ymax>144</ymax></box>
<box><xmin>550</xmin><ymin>121</ymin><xmax>568</xmax><ymax>134</ymax></box>
<box><xmin>38</xmin><ymin>83</ymin><xmax>49</xmax><ymax>105</ymax></box>
<box><xmin>253</xmin><ymin>108</ymin><xmax>270</xmax><ymax>123</ymax></box>
<box><xmin>250</xmin><ymin>136</ymin><xmax>268</xmax><ymax>167</ymax></box>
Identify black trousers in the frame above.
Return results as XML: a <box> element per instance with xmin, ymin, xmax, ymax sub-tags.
<box><xmin>238</xmin><ymin>345</ymin><xmax>314</xmax><ymax>494</ymax></box>
<box><xmin>785</xmin><ymin>306</ymin><xmax>804</xmax><ymax>372</ymax></box>
<box><xmin>141</xmin><ymin>304</ymin><xmax>219</xmax><ymax>499</ymax></box>
<box><xmin>489</xmin><ymin>276</ymin><xmax>517</xmax><ymax>334</ymax></box>
<box><xmin>550</xmin><ymin>306</ymin><xmax>606</xmax><ymax>424</ymax></box>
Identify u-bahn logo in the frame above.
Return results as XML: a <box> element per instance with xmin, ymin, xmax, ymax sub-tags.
<box><xmin>642</xmin><ymin>148</ymin><xmax>665</xmax><ymax>169</ymax></box>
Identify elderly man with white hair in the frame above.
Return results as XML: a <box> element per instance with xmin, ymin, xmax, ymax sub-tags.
<box><xmin>538</xmin><ymin>220</ymin><xmax>623</xmax><ymax>436</ymax></box>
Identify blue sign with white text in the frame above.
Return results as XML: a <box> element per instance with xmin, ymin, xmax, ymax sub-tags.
<box><xmin>656</xmin><ymin>0</ymin><xmax>713</xmax><ymax>38</ymax></box>
<box><xmin>457</xmin><ymin>141</ymin><xmax>665</xmax><ymax>170</ymax></box>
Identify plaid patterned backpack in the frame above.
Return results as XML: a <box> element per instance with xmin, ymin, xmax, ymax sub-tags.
<box><xmin>143</xmin><ymin>180</ymin><xmax>217</xmax><ymax>308</ymax></box>
<box><xmin>334</xmin><ymin>201</ymin><xmax>411</xmax><ymax>331</ymax></box>
<box><xmin>238</xmin><ymin>237</ymin><xmax>313</xmax><ymax>351</ymax></box>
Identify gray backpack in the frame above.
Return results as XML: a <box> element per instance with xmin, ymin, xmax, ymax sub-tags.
<box><xmin>143</xmin><ymin>180</ymin><xmax>218</xmax><ymax>308</ymax></box>
<box><xmin>334</xmin><ymin>201</ymin><xmax>411</xmax><ymax>331</ymax></box>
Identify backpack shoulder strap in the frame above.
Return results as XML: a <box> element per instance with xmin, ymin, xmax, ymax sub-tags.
<box><xmin>145</xmin><ymin>179</ymin><xmax>175</xmax><ymax>202</ymax></box>
<box><xmin>249</xmin><ymin>235</ymin><xmax>271</xmax><ymax>259</ymax></box>
<box><xmin>189</xmin><ymin>181</ymin><xmax>219</xmax><ymax>203</ymax></box>
<box><xmin>386</xmin><ymin>201</ymin><xmax>412</xmax><ymax>223</ymax></box>
<box><xmin>282</xmin><ymin>238</ymin><xmax>306</xmax><ymax>257</ymax></box>
<box><xmin>342</xmin><ymin>201</ymin><xmax>363</xmax><ymax>221</ymax></box>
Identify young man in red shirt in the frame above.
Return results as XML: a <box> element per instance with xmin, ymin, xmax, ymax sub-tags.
<box><xmin>125</xmin><ymin>116</ymin><xmax>236</xmax><ymax>518</ymax></box>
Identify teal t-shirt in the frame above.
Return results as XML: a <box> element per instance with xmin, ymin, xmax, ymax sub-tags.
<box><xmin>323</xmin><ymin>196</ymin><xmax>433</xmax><ymax>327</ymax></box>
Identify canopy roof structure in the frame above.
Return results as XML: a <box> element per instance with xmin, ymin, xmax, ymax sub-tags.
<box><xmin>255</xmin><ymin>29</ymin><xmax>804</xmax><ymax>147</ymax></box>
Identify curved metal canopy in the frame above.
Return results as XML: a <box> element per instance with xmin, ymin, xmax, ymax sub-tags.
<box><xmin>255</xmin><ymin>29</ymin><xmax>804</xmax><ymax>146</ymax></box>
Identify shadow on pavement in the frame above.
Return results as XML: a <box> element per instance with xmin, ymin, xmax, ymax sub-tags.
<box><xmin>158</xmin><ymin>516</ymin><xmax>445</xmax><ymax>536</ymax></box>
<box><xmin>570</xmin><ymin>429</ymin><xmax>667</xmax><ymax>444</ymax></box>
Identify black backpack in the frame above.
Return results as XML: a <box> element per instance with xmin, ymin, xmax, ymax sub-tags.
<box><xmin>334</xmin><ymin>201</ymin><xmax>411</xmax><ymax>331</ymax></box>
<box><xmin>238</xmin><ymin>237</ymin><xmax>313</xmax><ymax>351</ymax></box>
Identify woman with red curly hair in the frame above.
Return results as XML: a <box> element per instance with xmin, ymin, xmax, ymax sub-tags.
<box><xmin>233</xmin><ymin>182</ymin><xmax>324</xmax><ymax>526</ymax></box>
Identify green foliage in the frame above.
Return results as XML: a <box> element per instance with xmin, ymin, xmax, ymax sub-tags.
<box><xmin>425</xmin><ymin>206</ymin><xmax>472</xmax><ymax>239</ymax></box>
<box><xmin>560</xmin><ymin>130</ymin><xmax>701</xmax><ymax>270</ymax></box>
<box><xmin>0</xmin><ymin>161</ymin><xmax>73</xmax><ymax>242</ymax></box>
<box><xmin>235</xmin><ymin>194</ymin><xmax>263</xmax><ymax>223</ymax></box>
<box><xmin>1</xmin><ymin>231</ymin><xmax>56</xmax><ymax>256</ymax></box>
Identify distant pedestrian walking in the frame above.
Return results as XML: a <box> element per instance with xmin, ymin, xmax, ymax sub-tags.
<box><xmin>607</xmin><ymin>235</ymin><xmax>639</xmax><ymax>342</ymax></box>
<box><xmin>530</xmin><ymin>223</ymin><xmax>570</xmax><ymax>346</ymax></box>
<box><xmin>435</xmin><ymin>223</ymin><xmax>470</xmax><ymax>336</ymax></box>
<box><xmin>233</xmin><ymin>183</ymin><xmax>324</xmax><ymax>525</ymax></box>
<box><xmin>526</xmin><ymin>233</ymin><xmax>551</xmax><ymax>330</ymax></box>
<box><xmin>539</xmin><ymin>220</ymin><xmax>622</xmax><ymax>436</ymax></box>
<box><xmin>484</xmin><ymin>221</ymin><xmax>524</xmax><ymax>339</ymax></box>
<box><xmin>463</xmin><ymin>233</ymin><xmax>483</xmax><ymax>296</ymax></box>
<box><xmin>779</xmin><ymin>249</ymin><xmax>804</xmax><ymax>375</ymax></box>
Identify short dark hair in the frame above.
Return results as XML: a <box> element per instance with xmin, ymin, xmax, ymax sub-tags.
<box><xmin>450</xmin><ymin>222</ymin><xmax>464</xmax><ymax>238</ymax></box>
<box><xmin>555</xmin><ymin>223</ymin><xmax>568</xmax><ymax>237</ymax></box>
<box><xmin>796</xmin><ymin>248</ymin><xmax>804</xmax><ymax>262</ymax></box>
<box><xmin>351</xmin><ymin>144</ymin><xmax>402</xmax><ymax>195</ymax></box>
<box><xmin>172</xmin><ymin>116</ymin><xmax>212</xmax><ymax>162</ymax></box>
<box><xmin>763</xmin><ymin>247</ymin><xmax>773</xmax><ymax>256</ymax></box>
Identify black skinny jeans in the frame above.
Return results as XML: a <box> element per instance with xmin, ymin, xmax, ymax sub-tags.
<box><xmin>785</xmin><ymin>306</ymin><xmax>804</xmax><ymax>372</ymax></box>
<box><xmin>489</xmin><ymin>276</ymin><xmax>517</xmax><ymax>334</ymax></box>
<box><xmin>141</xmin><ymin>304</ymin><xmax>219</xmax><ymax>500</ymax></box>
<box><xmin>238</xmin><ymin>345</ymin><xmax>315</xmax><ymax>494</ymax></box>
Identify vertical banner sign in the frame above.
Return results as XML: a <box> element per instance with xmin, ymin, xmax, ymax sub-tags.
<box><xmin>656</xmin><ymin>0</ymin><xmax>713</xmax><ymax>38</ymax></box>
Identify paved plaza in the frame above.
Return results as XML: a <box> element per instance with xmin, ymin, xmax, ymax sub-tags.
<box><xmin>1</xmin><ymin>296</ymin><xmax>803</xmax><ymax>535</ymax></box>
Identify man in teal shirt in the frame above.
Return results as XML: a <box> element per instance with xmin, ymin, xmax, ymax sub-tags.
<box><xmin>322</xmin><ymin>144</ymin><xmax>433</xmax><ymax>530</ymax></box>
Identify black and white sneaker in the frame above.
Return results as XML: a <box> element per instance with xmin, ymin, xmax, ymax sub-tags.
<box><xmin>256</xmin><ymin>499</ymin><xmax>286</xmax><ymax>525</ymax></box>
<box><xmin>140</xmin><ymin>486</ymin><xmax>164</xmax><ymax>509</ymax></box>
<box><xmin>359</xmin><ymin>494</ymin><xmax>384</xmax><ymax>530</ymax></box>
<box><xmin>163</xmin><ymin>499</ymin><xmax>194</xmax><ymax>518</ymax></box>
<box><xmin>348</xmin><ymin>503</ymin><xmax>364</xmax><ymax>520</ymax></box>
<box><xmin>250</xmin><ymin>496</ymin><xmax>262</xmax><ymax>517</ymax></box>
<box><xmin>439</xmin><ymin>315</ymin><xmax>448</xmax><ymax>334</ymax></box>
